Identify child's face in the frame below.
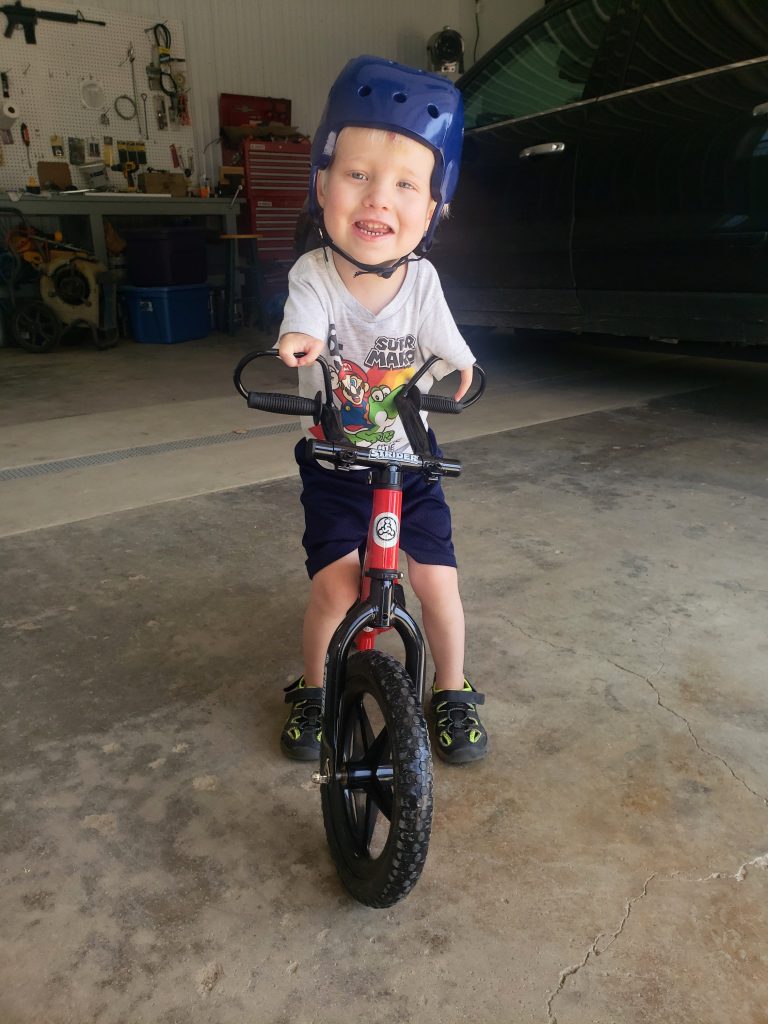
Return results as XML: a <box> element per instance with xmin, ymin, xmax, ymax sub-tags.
<box><xmin>317</xmin><ymin>127</ymin><xmax>437</xmax><ymax>267</ymax></box>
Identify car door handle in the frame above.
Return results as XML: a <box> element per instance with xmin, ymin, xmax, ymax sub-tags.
<box><xmin>519</xmin><ymin>142</ymin><xmax>566</xmax><ymax>159</ymax></box>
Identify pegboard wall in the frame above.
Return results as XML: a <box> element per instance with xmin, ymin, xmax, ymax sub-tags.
<box><xmin>0</xmin><ymin>1</ymin><xmax>197</xmax><ymax>191</ymax></box>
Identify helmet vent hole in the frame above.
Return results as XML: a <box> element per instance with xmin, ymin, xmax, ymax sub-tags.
<box><xmin>358</xmin><ymin>85</ymin><xmax>372</xmax><ymax>97</ymax></box>
<box><xmin>427</xmin><ymin>104</ymin><xmax>439</xmax><ymax>118</ymax></box>
<box><xmin>393</xmin><ymin>92</ymin><xmax>407</xmax><ymax>103</ymax></box>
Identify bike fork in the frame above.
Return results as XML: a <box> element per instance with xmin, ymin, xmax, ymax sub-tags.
<box><xmin>314</xmin><ymin>467</ymin><xmax>427</xmax><ymax>784</ymax></box>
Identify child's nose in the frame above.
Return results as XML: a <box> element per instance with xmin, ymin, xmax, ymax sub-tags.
<box><xmin>362</xmin><ymin>181</ymin><xmax>390</xmax><ymax>209</ymax></box>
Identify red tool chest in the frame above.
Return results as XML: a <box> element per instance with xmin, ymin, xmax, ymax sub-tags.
<box><xmin>241</xmin><ymin>140</ymin><xmax>311</xmax><ymax>262</ymax></box>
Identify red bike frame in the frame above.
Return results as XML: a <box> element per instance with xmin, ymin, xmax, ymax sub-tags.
<box><xmin>356</xmin><ymin>482</ymin><xmax>403</xmax><ymax>651</ymax></box>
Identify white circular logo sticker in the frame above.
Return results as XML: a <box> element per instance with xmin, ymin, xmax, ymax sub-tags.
<box><xmin>373</xmin><ymin>512</ymin><xmax>400</xmax><ymax>548</ymax></box>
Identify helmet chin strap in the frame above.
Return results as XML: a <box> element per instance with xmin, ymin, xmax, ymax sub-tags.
<box><xmin>317</xmin><ymin>222</ymin><xmax>424</xmax><ymax>280</ymax></box>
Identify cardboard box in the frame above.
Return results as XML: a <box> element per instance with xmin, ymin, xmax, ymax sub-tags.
<box><xmin>218</xmin><ymin>165</ymin><xmax>244</xmax><ymax>186</ymax></box>
<box><xmin>138</xmin><ymin>172</ymin><xmax>188</xmax><ymax>197</ymax></box>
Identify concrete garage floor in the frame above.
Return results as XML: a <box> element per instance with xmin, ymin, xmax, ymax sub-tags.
<box><xmin>1</xmin><ymin>331</ymin><xmax>767</xmax><ymax>1023</ymax></box>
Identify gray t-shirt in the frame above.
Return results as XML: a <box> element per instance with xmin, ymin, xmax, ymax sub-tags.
<box><xmin>279</xmin><ymin>248</ymin><xmax>475</xmax><ymax>455</ymax></box>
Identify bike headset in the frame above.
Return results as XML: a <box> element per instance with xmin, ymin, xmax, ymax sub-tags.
<box><xmin>309</xmin><ymin>55</ymin><xmax>464</xmax><ymax>280</ymax></box>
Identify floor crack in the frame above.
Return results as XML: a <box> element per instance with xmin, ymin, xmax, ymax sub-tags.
<box><xmin>545</xmin><ymin>874</ymin><xmax>654</xmax><ymax>1024</ymax></box>
<box><xmin>543</xmin><ymin>860</ymin><xmax>768</xmax><ymax>1023</ymax></box>
<box><xmin>502</xmin><ymin>616</ymin><xmax>768</xmax><ymax>809</ymax></box>
<box><xmin>695</xmin><ymin>851</ymin><xmax>768</xmax><ymax>884</ymax></box>
<box><xmin>500</xmin><ymin>617</ymin><xmax>575</xmax><ymax>655</ymax></box>
<box><xmin>606</xmin><ymin>656</ymin><xmax>768</xmax><ymax>809</ymax></box>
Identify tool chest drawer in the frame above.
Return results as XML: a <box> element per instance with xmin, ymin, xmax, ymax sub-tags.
<box><xmin>242</xmin><ymin>141</ymin><xmax>310</xmax><ymax>261</ymax></box>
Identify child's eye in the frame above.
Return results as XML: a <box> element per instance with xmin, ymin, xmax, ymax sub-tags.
<box><xmin>398</xmin><ymin>180</ymin><xmax>416</xmax><ymax>190</ymax></box>
<box><xmin>349</xmin><ymin>171</ymin><xmax>367</xmax><ymax>180</ymax></box>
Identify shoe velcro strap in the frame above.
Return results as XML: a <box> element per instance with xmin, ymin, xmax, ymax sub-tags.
<box><xmin>431</xmin><ymin>689</ymin><xmax>485</xmax><ymax>708</ymax></box>
<box><xmin>284</xmin><ymin>685</ymin><xmax>323</xmax><ymax>704</ymax></box>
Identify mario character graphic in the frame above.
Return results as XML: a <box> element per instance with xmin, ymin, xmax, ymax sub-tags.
<box><xmin>325</xmin><ymin>358</ymin><xmax>409</xmax><ymax>447</ymax></box>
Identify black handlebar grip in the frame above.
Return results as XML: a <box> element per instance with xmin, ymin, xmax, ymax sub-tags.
<box><xmin>247</xmin><ymin>392</ymin><xmax>318</xmax><ymax>416</ymax></box>
<box><xmin>419</xmin><ymin>393</ymin><xmax>463</xmax><ymax>414</ymax></box>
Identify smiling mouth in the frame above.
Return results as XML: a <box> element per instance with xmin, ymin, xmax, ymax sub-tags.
<box><xmin>355</xmin><ymin>220</ymin><xmax>393</xmax><ymax>238</ymax></box>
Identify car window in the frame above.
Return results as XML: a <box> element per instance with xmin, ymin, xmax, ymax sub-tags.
<box><xmin>462</xmin><ymin>0</ymin><xmax>619</xmax><ymax>129</ymax></box>
<box><xmin>625</xmin><ymin>0</ymin><xmax>768</xmax><ymax>88</ymax></box>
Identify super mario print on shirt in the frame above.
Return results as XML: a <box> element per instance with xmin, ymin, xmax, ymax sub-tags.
<box><xmin>278</xmin><ymin>249</ymin><xmax>475</xmax><ymax>456</ymax></box>
<box><xmin>319</xmin><ymin>326</ymin><xmax>418</xmax><ymax>448</ymax></box>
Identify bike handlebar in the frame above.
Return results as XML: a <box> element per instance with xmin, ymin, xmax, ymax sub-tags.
<box><xmin>247</xmin><ymin>390</ymin><xmax>318</xmax><ymax>417</ymax></box>
<box><xmin>234</xmin><ymin>350</ymin><xmax>486</xmax><ymax>414</ymax></box>
<box><xmin>307</xmin><ymin>438</ymin><xmax>462</xmax><ymax>477</ymax></box>
<box><xmin>418</xmin><ymin>392</ymin><xmax>462</xmax><ymax>414</ymax></box>
<box><xmin>233</xmin><ymin>349</ymin><xmax>486</xmax><ymax>475</ymax></box>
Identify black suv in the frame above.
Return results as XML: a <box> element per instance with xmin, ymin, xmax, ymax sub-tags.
<box><xmin>430</xmin><ymin>0</ymin><xmax>768</xmax><ymax>348</ymax></box>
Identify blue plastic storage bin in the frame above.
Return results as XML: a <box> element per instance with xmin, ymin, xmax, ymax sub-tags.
<box><xmin>120</xmin><ymin>284</ymin><xmax>211</xmax><ymax>344</ymax></box>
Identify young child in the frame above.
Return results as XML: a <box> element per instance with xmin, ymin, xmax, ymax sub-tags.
<box><xmin>277</xmin><ymin>55</ymin><xmax>487</xmax><ymax>765</ymax></box>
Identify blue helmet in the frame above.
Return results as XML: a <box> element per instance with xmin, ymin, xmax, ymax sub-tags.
<box><xmin>309</xmin><ymin>55</ymin><xmax>464</xmax><ymax>250</ymax></box>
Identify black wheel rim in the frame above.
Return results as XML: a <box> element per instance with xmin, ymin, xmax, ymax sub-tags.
<box><xmin>15</xmin><ymin>304</ymin><xmax>59</xmax><ymax>351</ymax></box>
<box><xmin>339</xmin><ymin>691</ymin><xmax>395</xmax><ymax>860</ymax></box>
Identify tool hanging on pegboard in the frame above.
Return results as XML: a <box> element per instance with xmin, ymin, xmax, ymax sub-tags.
<box><xmin>118</xmin><ymin>43</ymin><xmax>143</xmax><ymax>138</ymax></box>
<box><xmin>154</xmin><ymin>94</ymin><xmax>166</xmax><ymax>130</ymax></box>
<box><xmin>20</xmin><ymin>119</ymin><xmax>30</xmax><ymax>165</ymax></box>
<box><xmin>0</xmin><ymin>10</ymin><xmax>194</xmax><ymax>191</ymax></box>
<box><xmin>144</xmin><ymin>20</ymin><xmax>190</xmax><ymax>126</ymax></box>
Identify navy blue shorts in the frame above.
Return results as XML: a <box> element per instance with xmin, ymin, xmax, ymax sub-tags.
<box><xmin>295</xmin><ymin>430</ymin><xmax>457</xmax><ymax>579</ymax></box>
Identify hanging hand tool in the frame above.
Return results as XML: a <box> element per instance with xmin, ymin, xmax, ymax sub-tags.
<box><xmin>120</xmin><ymin>44</ymin><xmax>142</xmax><ymax>138</ymax></box>
<box><xmin>141</xmin><ymin>92</ymin><xmax>148</xmax><ymax>138</ymax></box>
<box><xmin>154</xmin><ymin>94</ymin><xmax>167</xmax><ymax>130</ymax></box>
<box><xmin>20</xmin><ymin>120</ymin><xmax>30</xmax><ymax>166</ymax></box>
<box><xmin>169</xmin><ymin>142</ymin><xmax>179</xmax><ymax>168</ymax></box>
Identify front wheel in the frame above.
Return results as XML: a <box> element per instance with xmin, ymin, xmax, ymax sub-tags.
<box><xmin>321</xmin><ymin>650</ymin><xmax>433</xmax><ymax>907</ymax></box>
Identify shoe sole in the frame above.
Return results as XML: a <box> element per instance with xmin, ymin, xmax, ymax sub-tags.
<box><xmin>280</xmin><ymin>739</ymin><xmax>321</xmax><ymax>762</ymax></box>
<box><xmin>433</xmin><ymin>740</ymin><xmax>488</xmax><ymax>765</ymax></box>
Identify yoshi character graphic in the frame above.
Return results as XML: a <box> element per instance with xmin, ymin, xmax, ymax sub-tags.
<box><xmin>331</xmin><ymin>359</ymin><xmax>406</xmax><ymax>446</ymax></box>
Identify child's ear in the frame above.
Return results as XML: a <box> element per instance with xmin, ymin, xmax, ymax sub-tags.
<box><xmin>316</xmin><ymin>169</ymin><xmax>327</xmax><ymax>211</ymax></box>
<box><xmin>424</xmin><ymin>199</ymin><xmax>437</xmax><ymax>232</ymax></box>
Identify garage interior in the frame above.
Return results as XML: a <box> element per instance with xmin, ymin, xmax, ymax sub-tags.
<box><xmin>2</xmin><ymin>1</ymin><xmax>768</xmax><ymax>1023</ymax></box>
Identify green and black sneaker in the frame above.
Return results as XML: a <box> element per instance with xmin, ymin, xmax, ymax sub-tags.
<box><xmin>280</xmin><ymin>677</ymin><xmax>323</xmax><ymax>761</ymax></box>
<box><xmin>429</xmin><ymin>678</ymin><xmax>488</xmax><ymax>764</ymax></box>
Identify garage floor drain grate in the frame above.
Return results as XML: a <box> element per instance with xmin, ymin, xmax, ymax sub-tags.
<box><xmin>0</xmin><ymin>421</ymin><xmax>302</xmax><ymax>481</ymax></box>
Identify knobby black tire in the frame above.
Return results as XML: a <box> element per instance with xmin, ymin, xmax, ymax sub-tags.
<box><xmin>321</xmin><ymin>650</ymin><xmax>433</xmax><ymax>908</ymax></box>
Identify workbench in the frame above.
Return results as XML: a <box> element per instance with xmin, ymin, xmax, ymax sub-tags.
<box><xmin>0</xmin><ymin>192</ymin><xmax>241</xmax><ymax>266</ymax></box>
